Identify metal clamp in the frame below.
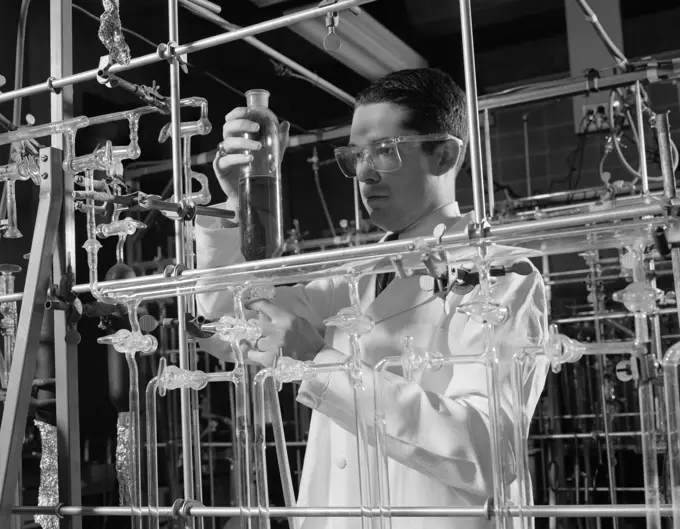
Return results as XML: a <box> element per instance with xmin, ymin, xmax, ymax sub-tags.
<box><xmin>157</xmin><ymin>42</ymin><xmax>188</xmax><ymax>74</ymax></box>
<box><xmin>45</xmin><ymin>258</ymin><xmax>82</xmax><ymax>345</ymax></box>
<box><xmin>46</xmin><ymin>76</ymin><xmax>62</xmax><ymax>95</ymax></box>
<box><xmin>163</xmin><ymin>264</ymin><xmax>189</xmax><ymax>278</ymax></box>
<box><xmin>636</xmin><ymin>353</ymin><xmax>662</xmax><ymax>385</ymax></box>
<box><xmin>171</xmin><ymin>498</ymin><xmax>204</xmax><ymax>522</ymax></box>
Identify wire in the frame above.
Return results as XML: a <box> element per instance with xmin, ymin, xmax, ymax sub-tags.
<box><xmin>572</xmin><ymin>0</ymin><xmax>628</xmax><ymax>70</ymax></box>
<box><xmin>608</xmin><ymin>88</ymin><xmax>680</xmax><ymax>183</ymax></box>
<box><xmin>573</xmin><ymin>0</ymin><xmax>679</xmax><ymax>185</ymax></box>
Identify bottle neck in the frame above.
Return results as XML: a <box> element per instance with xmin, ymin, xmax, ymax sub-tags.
<box><xmin>246</xmin><ymin>89</ymin><xmax>270</xmax><ymax>108</ymax></box>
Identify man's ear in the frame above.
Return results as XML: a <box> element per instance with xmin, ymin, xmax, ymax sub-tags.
<box><xmin>430</xmin><ymin>140</ymin><xmax>460</xmax><ymax>176</ymax></box>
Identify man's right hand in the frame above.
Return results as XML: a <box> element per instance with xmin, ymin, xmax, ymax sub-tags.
<box><xmin>213</xmin><ymin>107</ymin><xmax>290</xmax><ymax>199</ymax></box>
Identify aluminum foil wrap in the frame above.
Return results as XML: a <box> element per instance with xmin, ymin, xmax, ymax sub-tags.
<box><xmin>98</xmin><ymin>0</ymin><xmax>131</xmax><ymax>66</ymax></box>
<box><xmin>116</xmin><ymin>411</ymin><xmax>132</xmax><ymax>505</ymax></box>
<box><xmin>34</xmin><ymin>420</ymin><xmax>59</xmax><ymax>529</ymax></box>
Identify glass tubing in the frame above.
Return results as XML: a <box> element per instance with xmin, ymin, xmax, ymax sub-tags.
<box><xmin>2</xmin><ymin>0</ymin><xmax>679</xmax><ymax>524</ymax></box>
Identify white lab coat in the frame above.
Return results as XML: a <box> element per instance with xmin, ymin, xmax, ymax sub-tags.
<box><xmin>195</xmin><ymin>201</ymin><xmax>549</xmax><ymax>529</ymax></box>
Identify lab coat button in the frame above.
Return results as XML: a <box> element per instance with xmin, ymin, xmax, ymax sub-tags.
<box><xmin>335</xmin><ymin>456</ymin><xmax>347</xmax><ymax>469</ymax></box>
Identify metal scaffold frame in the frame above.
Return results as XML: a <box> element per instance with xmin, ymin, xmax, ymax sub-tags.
<box><xmin>0</xmin><ymin>0</ymin><xmax>679</xmax><ymax>527</ymax></box>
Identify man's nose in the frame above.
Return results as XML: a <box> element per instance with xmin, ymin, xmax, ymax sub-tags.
<box><xmin>356</xmin><ymin>158</ymin><xmax>380</xmax><ymax>184</ymax></box>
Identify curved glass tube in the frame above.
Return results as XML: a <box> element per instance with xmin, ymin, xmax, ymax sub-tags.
<box><xmin>147</xmin><ymin>358</ymin><xmax>238</xmax><ymax>529</ymax></box>
<box><xmin>0</xmin><ymin>116</ymin><xmax>88</xmax><ymax>146</ymax></box>
<box><xmin>83</xmin><ymin>169</ymin><xmax>115</xmax><ymax>304</ymax></box>
<box><xmin>254</xmin><ymin>357</ymin><xmax>344</xmax><ymax>529</ymax></box>
<box><xmin>613</xmin><ymin>241</ymin><xmax>661</xmax><ymax>529</ymax></box>
<box><xmin>125</xmin><ymin>301</ymin><xmax>146</xmax><ymax>529</ymax></box>
<box><xmin>253</xmin><ymin>369</ymin><xmax>274</xmax><ymax>529</ymax></box>
<box><xmin>324</xmin><ymin>275</ymin><xmax>374</xmax><ymax>529</ymax></box>
<box><xmin>457</xmin><ymin>248</ymin><xmax>510</xmax><ymax>529</ymax></box>
<box><xmin>253</xmin><ymin>369</ymin><xmax>299</xmax><ymax>529</ymax></box>
<box><xmin>511</xmin><ymin>351</ymin><xmax>533</xmax><ymax>529</ymax></box>
<box><xmin>373</xmin><ymin>343</ymin><xmax>496</xmax><ymax>529</ymax></box>
<box><xmin>146</xmin><ymin>373</ymin><xmax>161</xmax><ymax>529</ymax></box>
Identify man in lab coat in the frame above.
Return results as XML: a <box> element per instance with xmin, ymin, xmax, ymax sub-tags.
<box><xmin>195</xmin><ymin>68</ymin><xmax>549</xmax><ymax>529</ymax></box>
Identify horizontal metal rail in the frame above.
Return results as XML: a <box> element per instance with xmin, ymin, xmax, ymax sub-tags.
<box><xmin>10</xmin><ymin>504</ymin><xmax>676</xmax><ymax>518</ymax></box>
<box><xmin>0</xmin><ymin>0</ymin><xmax>374</xmax><ymax>104</ymax></box>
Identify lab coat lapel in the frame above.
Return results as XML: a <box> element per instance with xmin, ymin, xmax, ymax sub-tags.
<box><xmin>362</xmin><ymin>208</ymin><xmax>474</xmax><ymax>325</ymax></box>
<box><xmin>364</xmin><ymin>274</ymin><xmax>428</xmax><ymax>325</ymax></box>
<box><xmin>357</xmin><ymin>273</ymin><xmax>376</xmax><ymax>314</ymax></box>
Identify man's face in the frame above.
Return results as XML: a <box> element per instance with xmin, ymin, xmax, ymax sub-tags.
<box><xmin>349</xmin><ymin>103</ymin><xmax>440</xmax><ymax>233</ymax></box>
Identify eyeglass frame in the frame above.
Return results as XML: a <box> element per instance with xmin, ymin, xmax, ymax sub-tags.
<box><xmin>333</xmin><ymin>133</ymin><xmax>463</xmax><ymax>179</ymax></box>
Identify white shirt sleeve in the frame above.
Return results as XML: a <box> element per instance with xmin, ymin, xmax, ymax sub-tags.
<box><xmin>194</xmin><ymin>204</ymin><xmax>339</xmax><ymax>361</ymax></box>
<box><xmin>296</xmin><ymin>264</ymin><xmax>550</xmax><ymax>497</ymax></box>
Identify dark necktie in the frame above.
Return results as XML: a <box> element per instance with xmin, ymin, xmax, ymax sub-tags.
<box><xmin>375</xmin><ymin>232</ymin><xmax>399</xmax><ymax>297</ymax></box>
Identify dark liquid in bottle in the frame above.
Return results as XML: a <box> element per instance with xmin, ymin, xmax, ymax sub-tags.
<box><xmin>238</xmin><ymin>175</ymin><xmax>283</xmax><ymax>261</ymax></box>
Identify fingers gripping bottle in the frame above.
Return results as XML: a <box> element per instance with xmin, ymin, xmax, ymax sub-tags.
<box><xmin>239</xmin><ymin>89</ymin><xmax>284</xmax><ymax>261</ymax></box>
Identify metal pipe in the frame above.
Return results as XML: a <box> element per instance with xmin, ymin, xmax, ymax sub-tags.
<box><xmin>13</xmin><ymin>0</ymin><xmax>32</xmax><ymax>125</ymax></box>
<box><xmin>8</xmin><ymin>504</ymin><xmax>678</xmax><ymax>518</ymax></box>
<box><xmin>0</xmin><ymin>0</ymin><xmax>376</xmax><ymax>104</ymax></box>
<box><xmin>458</xmin><ymin>0</ymin><xmax>485</xmax><ymax>225</ymax></box>
<box><xmin>588</xmin><ymin>252</ymin><xmax>618</xmax><ymax>529</ymax></box>
<box><xmin>166</xmin><ymin>0</ymin><xmax>197</xmax><ymax>524</ymax></box>
<box><xmin>184</xmin><ymin>0</ymin><xmax>221</xmax><ymax>14</ymax></box>
<box><xmin>49</xmin><ymin>2</ymin><xmax>82</xmax><ymax>528</ymax></box>
<box><xmin>655</xmin><ymin>112</ymin><xmax>676</xmax><ymax>198</ymax></box>
<box><xmin>114</xmin><ymin>201</ymin><xmax>665</xmax><ymax>283</ymax></box>
<box><xmin>353</xmin><ymin>179</ymin><xmax>362</xmax><ymax>234</ymax></box>
<box><xmin>522</xmin><ymin>114</ymin><xmax>531</xmax><ymax>196</ymax></box>
<box><xmin>547</xmin><ymin>268</ymin><xmax>672</xmax><ymax>286</ymax></box>
<box><xmin>178</xmin><ymin>0</ymin><xmax>356</xmax><ymax>106</ymax></box>
<box><xmin>0</xmin><ymin>149</ymin><xmax>63</xmax><ymax>526</ymax></box>
<box><xmin>554</xmin><ymin>307</ymin><xmax>679</xmax><ymax>324</ymax></box>
<box><xmin>289</xmin><ymin>124</ymin><xmax>352</xmax><ymax>148</ymax></box>
<box><xmin>529</xmin><ymin>431</ymin><xmax>642</xmax><ymax>440</ymax></box>
<box><xmin>479</xmin><ymin>67</ymin><xmax>679</xmax><ymax>111</ymax></box>
<box><xmin>634</xmin><ymin>81</ymin><xmax>650</xmax><ymax>195</ymax></box>
<box><xmin>0</xmin><ymin>202</ymin><xmax>669</xmax><ymax>304</ymax></box>
<box><xmin>283</xmin><ymin>63</ymin><xmax>680</xmax><ymax>145</ymax></box>
<box><xmin>0</xmin><ymin>106</ymin><xmax>160</xmax><ymax>147</ymax></box>
<box><xmin>98</xmin><ymin>217</ymin><xmax>671</xmax><ymax>299</ymax></box>
<box><xmin>483</xmin><ymin>109</ymin><xmax>495</xmax><ymax>217</ymax></box>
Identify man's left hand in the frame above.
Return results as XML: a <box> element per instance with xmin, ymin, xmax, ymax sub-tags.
<box><xmin>246</xmin><ymin>299</ymin><xmax>327</xmax><ymax>364</ymax></box>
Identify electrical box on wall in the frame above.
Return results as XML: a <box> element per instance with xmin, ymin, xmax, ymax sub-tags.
<box><xmin>565</xmin><ymin>0</ymin><xmax>624</xmax><ymax>134</ymax></box>
<box><xmin>581</xmin><ymin>103</ymin><xmax>610</xmax><ymax>133</ymax></box>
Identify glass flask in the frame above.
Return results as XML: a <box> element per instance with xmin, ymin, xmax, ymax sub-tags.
<box><xmin>238</xmin><ymin>89</ymin><xmax>283</xmax><ymax>261</ymax></box>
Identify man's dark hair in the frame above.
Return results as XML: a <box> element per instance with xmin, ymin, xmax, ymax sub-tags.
<box><xmin>355</xmin><ymin>68</ymin><xmax>468</xmax><ymax>167</ymax></box>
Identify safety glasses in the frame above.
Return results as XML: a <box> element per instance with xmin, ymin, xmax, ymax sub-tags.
<box><xmin>333</xmin><ymin>133</ymin><xmax>461</xmax><ymax>178</ymax></box>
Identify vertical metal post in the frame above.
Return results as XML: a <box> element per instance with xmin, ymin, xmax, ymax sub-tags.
<box><xmin>50</xmin><ymin>1</ymin><xmax>82</xmax><ymax>527</ymax></box>
<box><xmin>483</xmin><ymin>109</ymin><xmax>495</xmax><ymax>218</ymax></box>
<box><xmin>634</xmin><ymin>81</ymin><xmax>650</xmax><ymax>195</ymax></box>
<box><xmin>0</xmin><ymin>148</ymin><xmax>63</xmax><ymax>526</ymax></box>
<box><xmin>167</xmin><ymin>0</ymin><xmax>197</xmax><ymax>522</ymax></box>
<box><xmin>353</xmin><ymin>179</ymin><xmax>361</xmax><ymax>233</ymax></box>
<box><xmin>587</xmin><ymin>251</ymin><xmax>618</xmax><ymax>529</ymax></box>
<box><xmin>522</xmin><ymin>114</ymin><xmax>531</xmax><ymax>196</ymax></box>
<box><xmin>458</xmin><ymin>0</ymin><xmax>486</xmax><ymax>226</ymax></box>
<box><xmin>654</xmin><ymin>112</ymin><xmax>676</xmax><ymax>199</ymax></box>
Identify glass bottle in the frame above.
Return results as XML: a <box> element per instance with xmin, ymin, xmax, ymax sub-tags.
<box><xmin>238</xmin><ymin>89</ymin><xmax>283</xmax><ymax>261</ymax></box>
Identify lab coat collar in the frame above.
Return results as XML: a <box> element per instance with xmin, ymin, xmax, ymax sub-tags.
<box><xmin>358</xmin><ymin>202</ymin><xmax>473</xmax><ymax>319</ymax></box>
